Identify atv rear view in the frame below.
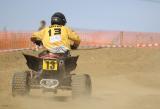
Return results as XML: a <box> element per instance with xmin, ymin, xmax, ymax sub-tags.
<box><xmin>12</xmin><ymin>53</ymin><xmax>92</xmax><ymax>98</ymax></box>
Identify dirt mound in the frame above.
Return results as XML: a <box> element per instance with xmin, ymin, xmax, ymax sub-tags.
<box><xmin>1</xmin><ymin>48</ymin><xmax>160</xmax><ymax>109</ymax></box>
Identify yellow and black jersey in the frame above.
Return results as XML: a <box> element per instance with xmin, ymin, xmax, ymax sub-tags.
<box><xmin>32</xmin><ymin>24</ymin><xmax>81</xmax><ymax>51</ymax></box>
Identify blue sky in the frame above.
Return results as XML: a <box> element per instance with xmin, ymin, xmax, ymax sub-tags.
<box><xmin>0</xmin><ymin>0</ymin><xmax>160</xmax><ymax>32</ymax></box>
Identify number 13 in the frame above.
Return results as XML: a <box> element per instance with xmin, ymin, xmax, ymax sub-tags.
<box><xmin>48</xmin><ymin>28</ymin><xmax>61</xmax><ymax>36</ymax></box>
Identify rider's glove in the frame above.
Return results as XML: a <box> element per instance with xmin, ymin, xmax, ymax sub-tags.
<box><xmin>34</xmin><ymin>40</ymin><xmax>42</xmax><ymax>46</ymax></box>
<box><xmin>71</xmin><ymin>43</ymin><xmax>79</xmax><ymax>50</ymax></box>
<box><xmin>31</xmin><ymin>37</ymin><xmax>43</xmax><ymax>46</ymax></box>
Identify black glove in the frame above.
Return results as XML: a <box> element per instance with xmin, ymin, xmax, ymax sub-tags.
<box><xmin>34</xmin><ymin>40</ymin><xmax>43</xmax><ymax>46</ymax></box>
<box><xmin>71</xmin><ymin>43</ymin><xmax>79</xmax><ymax>50</ymax></box>
<box><xmin>31</xmin><ymin>37</ymin><xmax>43</xmax><ymax>46</ymax></box>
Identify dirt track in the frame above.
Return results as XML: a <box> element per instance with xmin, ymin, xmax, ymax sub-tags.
<box><xmin>1</xmin><ymin>48</ymin><xmax>160</xmax><ymax>109</ymax></box>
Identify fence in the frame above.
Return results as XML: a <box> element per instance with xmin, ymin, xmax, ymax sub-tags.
<box><xmin>0</xmin><ymin>32</ymin><xmax>32</xmax><ymax>51</ymax></box>
<box><xmin>0</xmin><ymin>31</ymin><xmax>160</xmax><ymax>52</ymax></box>
<box><xmin>78</xmin><ymin>31</ymin><xmax>160</xmax><ymax>47</ymax></box>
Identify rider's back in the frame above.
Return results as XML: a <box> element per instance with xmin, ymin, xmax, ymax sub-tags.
<box><xmin>32</xmin><ymin>24</ymin><xmax>80</xmax><ymax>52</ymax></box>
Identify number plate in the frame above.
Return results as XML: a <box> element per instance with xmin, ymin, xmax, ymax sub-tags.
<box><xmin>43</xmin><ymin>60</ymin><xmax>58</xmax><ymax>70</ymax></box>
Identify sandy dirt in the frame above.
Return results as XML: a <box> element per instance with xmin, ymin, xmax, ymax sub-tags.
<box><xmin>1</xmin><ymin>48</ymin><xmax>160</xmax><ymax>109</ymax></box>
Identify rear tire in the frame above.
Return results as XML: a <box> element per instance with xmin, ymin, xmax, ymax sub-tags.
<box><xmin>71</xmin><ymin>74</ymin><xmax>92</xmax><ymax>98</ymax></box>
<box><xmin>12</xmin><ymin>72</ymin><xmax>30</xmax><ymax>97</ymax></box>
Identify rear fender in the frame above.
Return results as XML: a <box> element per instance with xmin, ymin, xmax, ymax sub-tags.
<box><xmin>23</xmin><ymin>53</ymin><xmax>79</xmax><ymax>72</ymax></box>
<box><xmin>23</xmin><ymin>54</ymin><xmax>43</xmax><ymax>72</ymax></box>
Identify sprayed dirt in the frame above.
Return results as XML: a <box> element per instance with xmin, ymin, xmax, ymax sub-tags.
<box><xmin>1</xmin><ymin>48</ymin><xmax>160</xmax><ymax>109</ymax></box>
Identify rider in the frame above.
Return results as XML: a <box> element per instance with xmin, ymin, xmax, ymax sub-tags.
<box><xmin>31</xmin><ymin>12</ymin><xmax>81</xmax><ymax>56</ymax></box>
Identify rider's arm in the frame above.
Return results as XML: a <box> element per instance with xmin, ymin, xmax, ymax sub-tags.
<box><xmin>31</xmin><ymin>29</ymin><xmax>44</xmax><ymax>41</ymax></box>
<box><xmin>67</xmin><ymin>27</ymin><xmax>81</xmax><ymax>49</ymax></box>
<box><xmin>31</xmin><ymin>29</ymin><xmax>45</xmax><ymax>46</ymax></box>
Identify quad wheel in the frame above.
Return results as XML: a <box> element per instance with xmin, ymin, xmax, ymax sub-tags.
<box><xmin>71</xmin><ymin>74</ymin><xmax>92</xmax><ymax>98</ymax></box>
<box><xmin>12</xmin><ymin>71</ymin><xmax>30</xmax><ymax>97</ymax></box>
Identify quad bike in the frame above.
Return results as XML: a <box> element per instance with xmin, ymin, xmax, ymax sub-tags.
<box><xmin>12</xmin><ymin>51</ymin><xmax>92</xmax><ymax>98</ymax></box>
